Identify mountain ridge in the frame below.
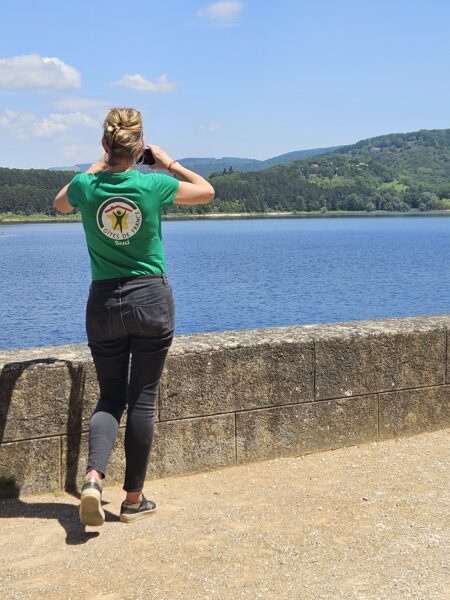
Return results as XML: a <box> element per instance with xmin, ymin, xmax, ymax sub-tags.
<box><xmin>49</xmin><ymin>146</ymin><xmax>339</xmax><ymax>177</ymax></box>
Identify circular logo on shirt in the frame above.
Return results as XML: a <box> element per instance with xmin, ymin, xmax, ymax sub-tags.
<box><xmin>97</xmin><ymin>197</ymin><xmax>142</xmax><ymax>241</ymax></box>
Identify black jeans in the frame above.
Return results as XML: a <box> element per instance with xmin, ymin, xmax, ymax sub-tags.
<box><xmin>85</xmin><ymin>273</ymin><xmax>175</xmax><ymax>492</ymax></box>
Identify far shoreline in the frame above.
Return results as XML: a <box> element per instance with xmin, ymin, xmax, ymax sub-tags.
<box><xmin>1</xmin><ymin>209</ymin><xmax>450</xmax><ymax>224</ymax></box>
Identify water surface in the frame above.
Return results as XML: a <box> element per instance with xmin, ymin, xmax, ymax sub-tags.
<box><xmin>1</xmin><ymin>216</ymin><xmax>450</xmax><ymax>349</ymax></box>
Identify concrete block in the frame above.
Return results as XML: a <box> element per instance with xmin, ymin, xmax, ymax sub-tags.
<box><xmin>236</xmin><ymin>396</ymin><xmax>378</xmax><ymax>463</ymax></box>
<box><xmin>0</xmin><ymin>437</ymin><xmax>61</xmax><ymax>498</ymax></box>
<box><xmin>379</xmin><ymin>385</ymin><xmax>450</xmax><ymax>439</ymax></box>
<box><xmin>446</xmin><ymin>329</ymin><xmax>450</xmax><ymax>385</ymax></box>
<box><xmin>315</xmin><ymin>329</ymin><xmax>446</xmax><ymax>400</ymax></box>
<box><xmin>149</xmin><ymin>414</ymin><xmax>236</xmax><ymax>478</ymax></box>
<box><xmin>61</xmin><ymin>413</ymin><xmax>236</xmax><ymax>490</ymax></box>
<box><xmin>0</xmin><ymin>360</ymin><xmax>75</xmax><ymax>442</ymax></box>
<box><xmin>159</xmin><ymin>342</ymin><xmax>314</xmax><ymax>420</ymax></box>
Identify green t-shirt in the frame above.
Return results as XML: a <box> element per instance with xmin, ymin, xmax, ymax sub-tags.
<box><xmin>67</xmin><ymin>169</ymin><xmax>179</xmax><ymax>281</ymax></box>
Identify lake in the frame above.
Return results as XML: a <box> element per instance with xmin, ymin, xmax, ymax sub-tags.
<box><xmin>1</xmin><ymin>216</ymin><xmax>450</xmax><ymax>350</ymax></box>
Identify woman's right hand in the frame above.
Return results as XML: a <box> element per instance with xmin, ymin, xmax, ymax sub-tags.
<box><xmin>147</xmin><ymin>145</ymin><xmax>175</xmax><ymax>171</ymax></box>
<box><xmin>146</xmin><ymin>143</ymin><xmax>215</xmax><ymax>205</ymax></box>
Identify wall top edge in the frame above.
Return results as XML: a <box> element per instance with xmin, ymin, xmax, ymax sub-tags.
<box><xmin>1</xmin><ymin>313</ymin><xmax>450</xmax><ymax>367</ymax></box>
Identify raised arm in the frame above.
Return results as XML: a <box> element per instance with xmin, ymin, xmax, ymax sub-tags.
<box><xmin>53</xmin><ymin>156</ymin><xmax>109</xmax><ymax>213</ymax></box>
<box><xmin>53</xmin><ymin>180</ymin><xmax>75</xmax><ymax>213</ymax></box>
<box><xmin>149</xmin><ymin>145</ymin><xmax>215</xmax><ymax>205</ymax></box>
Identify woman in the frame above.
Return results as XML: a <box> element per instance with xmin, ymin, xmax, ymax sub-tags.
<box><xmin>54</xmin><ymin>107</ymin><xmax>214</xmax><ymax>526</ymax></box>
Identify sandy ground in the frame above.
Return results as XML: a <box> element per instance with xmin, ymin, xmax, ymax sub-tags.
<box><xmin>0</xmin><ymin>428</ymin><xmax>449</xmax><ymax>600</ymax></box>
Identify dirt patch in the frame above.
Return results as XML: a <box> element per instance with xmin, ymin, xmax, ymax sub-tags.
<box><xmin>0</xmin><ymin>428</ymin><xmax>449</xmax><ymax>599</ymax></box>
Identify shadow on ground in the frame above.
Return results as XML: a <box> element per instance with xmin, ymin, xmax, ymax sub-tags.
<box><xmin>0</xmin><ymin>476</ymin><xmax>117</xmax><ymax>545</ymax></box>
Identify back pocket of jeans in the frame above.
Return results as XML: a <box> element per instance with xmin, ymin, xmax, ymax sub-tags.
<box><xmin>86</xmin><ymin>307</ymin><xmax>111</xmax><ymax>340</ymax></box>
<box><xmin>132</xmin><ymin>301</ymin><xmax>171</xmax><ymax>336</ymax></box>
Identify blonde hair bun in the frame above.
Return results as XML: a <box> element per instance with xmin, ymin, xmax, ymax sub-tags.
<box><xmin>103</xmin><ymin>107</ymin><xmax>143</xmax><ymax>165</ymax></box>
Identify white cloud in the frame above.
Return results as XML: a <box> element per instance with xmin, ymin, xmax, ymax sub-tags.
<box><xmin>63</xmin><ymin>144</ymin><xmax>85</xmax><ymax>161</ymax></box>
<box><xmin>110</xmin><ymin>74</ymin><xmax>178</xmax><ymax>93</ymax></box>
<box><xmin>0</xmin><ymin>109</ymin><xmax>98</xmax><ymax>140</ymax></box>
<box><xmin>196</xmin><ymin>121</ymin><xmax>220</xmax><ymax>134</ymax></box>
<box><xmin>62</xmin><ymin>143</ymin><xmax>98</xmax><ymax>163</ymax></box>
<box><xmin>0</xmin><ymin>54</ymin><xmax>81</xmax><ymax>91</ymax></box>
<box><xmin>208</xmin><ymin>121</ymin><xmax>220</xmax><ymax>133</ymax></box>
<box><xmin>197</xmin><ymin>1</ymin><xmax>244</xmax><ymax>27</ymax></box>
<box><xmin>49</xmin><ymin>94</ymin><xmax>110</xmax><ymax>112</ymax></box>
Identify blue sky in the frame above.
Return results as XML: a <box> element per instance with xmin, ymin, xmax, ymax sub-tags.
<box><xmin>0</xmin><ymin>0</ymin><xmax>449</xmax><ymax>168</ymax></box>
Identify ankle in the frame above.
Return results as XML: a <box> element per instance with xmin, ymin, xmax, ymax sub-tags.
<box><xmin>86</xmin><ymin>469</ymin><xmax>103</xmax><ymax>482</ymax></box>
<box><xmin>126</xmin><ymin>492</ymin><xmax>142</xmax><ymax>503</ymax></box>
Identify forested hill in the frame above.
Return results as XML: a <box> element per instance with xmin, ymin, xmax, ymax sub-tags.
<box><xmin>173</xmin><ymin>146</ymin><xmax>340</xmax><ymax>177</ymax></box>
<box><xmin>335</xmin><ymin>129</ymin><xmax>450</xmax><ymax>188</ymax></box>
<box><xmin>200</xmin><ymin>128</ymin><xmax>450</xmax><ymax>214</ymax></box>
<box><xmin>1</xmin><ymin>129</ymin><xmax>449</xmax><ymax>216</ymax></box>
<box><xmin>0</xmin><ymin>168</ymin><xmax>77</xmax><ymax>215</ymax></box>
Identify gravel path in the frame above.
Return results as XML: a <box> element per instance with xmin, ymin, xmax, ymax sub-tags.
<box><xmin>0</xmin><ymin>428</ymin><xmax>449</xmax><ymax>600</ymax></box>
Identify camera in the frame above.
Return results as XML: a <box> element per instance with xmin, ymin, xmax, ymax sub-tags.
<box><xmin>136</xmin><ymin>148</ymin><xmax>156</xmax><ymax>166</ymax></box>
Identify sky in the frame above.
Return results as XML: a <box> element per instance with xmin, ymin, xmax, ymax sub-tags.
<box><xmin>0</xmin><ymin>0</ymin><xmax>449</xmax><ymax>169</ymax></box>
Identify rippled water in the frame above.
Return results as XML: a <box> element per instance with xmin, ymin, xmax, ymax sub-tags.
<box><xmin>2</xmin><ymin>216</ymin><xmax>450</xmax><ymax>350</ymax></box>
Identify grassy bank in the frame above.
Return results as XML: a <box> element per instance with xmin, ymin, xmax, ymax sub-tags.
<box><xmin>1</xmin><ymin>209</ymin><xmax>449</xmax><ymax>224</ymax></box>
<box><xmin>0</xmin><ymin>213</ymin><xmax>82</xmax><ymax>223</ymax></box>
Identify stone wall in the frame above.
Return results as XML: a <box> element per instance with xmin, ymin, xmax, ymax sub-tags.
<box><xmin>1</xmin><ymin>314</ymin><xmax>449</xmax><ymax>498</ymax></box>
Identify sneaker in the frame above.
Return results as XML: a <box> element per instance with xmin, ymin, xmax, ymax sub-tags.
<box><xmin>79</xmin><ymin>478</ymin><xmax>105</xmax><ymax>526</ymax></box>
<box><xmin>120</xmin><ymin>494</ymin><xmax>157</xmax><ymax>523</ymax></box>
